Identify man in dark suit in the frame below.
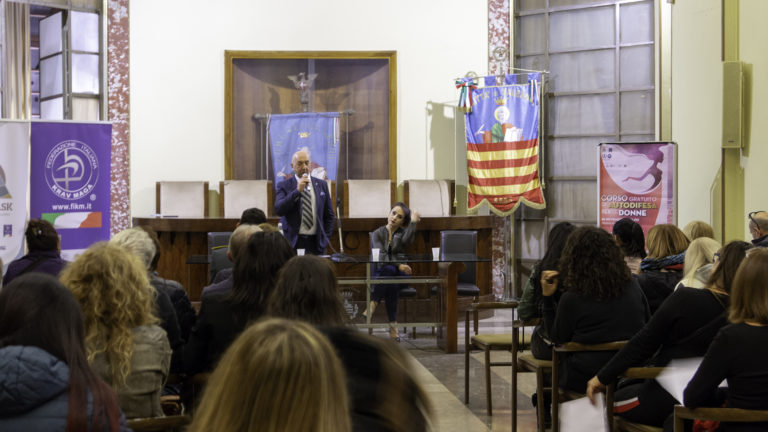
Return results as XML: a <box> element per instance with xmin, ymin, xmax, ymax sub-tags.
<box><xmin>274</xmin><ymin>150</ymin><xmax>335</xmax><ymax>254</ymax></box>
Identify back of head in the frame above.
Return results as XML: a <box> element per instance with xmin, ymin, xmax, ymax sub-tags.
<box><xmin>707</xmin><ymin>240</ymin><xmax>753</xmax><ymax>293</ymax></box>
<box><xmin>682</xmin><ymin>220</ymin><xmax>715</xmax><ymax>241</ymax></box>
<box><xmin>683</xmin><ymin>237</ymin><xmax>721</xmax><ymax>278</ymax></box>
<box><xmin>612</xmin><ymin>218</ymin><xmax>646</xmax><ymax>258</ymax></box>
<box><xmin>269</xmin><ymin>255</ymin><xmax>346</xmax><ymax>326</ymax></box>
<box><xmin>729</xmin><ymin>249</ymin><xmax>768</xmax><ymax>324</ymax></box>
<box><xmin>190</xmin><ymin>318</ymin><xmax>350</xmax><ymax>432</ymax></box>
<box><xmin>559</xmin><ymin>226</ymin><xmax>631</xmax><ymax>299</ymax></box>
<box><xmin>646</xmin><ymin>224</ymin><xmax>690</xmax><ymax>259</ymax></box>
<box><xmin>110</xmin><ymin>227</ymin><xmax>156</xmax><ymax>271</ymax></box>
<box><xmin>25</xmin><ymin>219</ymin><xmax>59</xmax><ymax>252</ymax></box>
<box><xmin>0</xmin><ymin>273</ymin><xmax>120</xmax><ymax>431</ymax></box>
<box><xmin>538</xmin><ymin>222</ymin><xmax>576</xmax><ymax>273</ymax></box>
<box><xmin>239</xmin><ymin>207</ymin><xmax>267</xmax><ymax>225</ymax></box>
<box><xmin>258</xmin><ymin>222</ymin><xmax>279</xmax><ymax>232</ymax></box>
<box><xmin>231</xmin><ymin>231</ymin><xmax>295</xmax><ymax>319</ymax></box>
<box><xmin>228</xmin><ymin>224</ymin><xmax>262</xmax><ymax>261</ymax></box>
<box><xmin>59</xmin><ymin>242</ymin><xmax>156</xmax><ymax>386</ymax></box>
<box><xmin>136</xmin><ymin>225</ymin><xmax>162</xmax><ymax>272</ymax></box>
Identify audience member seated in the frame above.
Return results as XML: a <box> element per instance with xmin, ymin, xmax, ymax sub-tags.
<box><xmin>518</xmin><ymin>221</ymin><xmax>576</xmax><ymax>360</ymax></box>
<box><xmin>0</xmin><ymin>274</ymin><xmax>129</xmax><ymax>431</ymax></box>
<box><xmin>184</xmin><ymin>231</ymin><xmax>294</xmax><ymax>374</ymax></box>
<box><xmin>138</xmin><ymin>226</ymin><xmax>196</xmax><ymax>343</ymax></box>
<box><xmin>258</xmin><ymin>222</ymin><xmax>279</xmax><ymax>232</ymax></box>
<box><xmin>586</xmin><ymin>241</ymin><xmax>753</xmax><ymax>429</ymax></box>
<box><xmin>60</xmin><ymin>243</ymin><xmax>171</xmax><ymax>419</ymax></box>
<box><xmin>110</xmin><ymin>228</ymin><xmax>183</xmax><ymax>373</ymax></box>
<box><xmin>684</xmin><ymin>248</ymin><xmax>768</xmax><ymax>432</ymax></box>
<box><xmin>2</xmin><ymin>219</ymin><xmax>67</xmax><ymax>285</ymax></box>
<box><xmin>612</xmin><ymin>218</ymin><xmax>646</xmax><ymax>274</ymax></box>
<box><xmin>201</xmin><ymin>224</ymin><xmax>262</xmax><ymax>296</ymax></box>
<box><xmin>188</xmin><ymin>318</ymin><xmax>351</xmax><ymax>432</ymax></box>
<box><xmin>210</xmin><ymin>207</ymin><xmax>267</xmax><ymax>284</ymax></box>
<box><xmin>636</xmin><ymin>224</ymin><xmax>690</xmax><ymax>314</ymax></box>
<box><xmin>682</xmin><ymin>220</ymin><xmax>716</xmax><ymax>241</ymax></box>
<box><xmin>365</xmin><ymin>202</ymin><xmax>421</xmax><ymax>341</ymax></box>
<box><xmin>748</xmin><ymin>211</ymin><xmax>768</xmax><ymax>247</ymax></box>
<box><xmin>676</xmin><ymin>237</ymin><xmax>721</xmax><ymax>289</ymax></box>
<box><xmin>267</xmin><ymin>255</ymin><xmax>432</xmax><ymax>432</ymax></box>
<box><xmin>540</xmin><ymin>226</ymin><xmax>649</xmax><ymax>394</ymax></box>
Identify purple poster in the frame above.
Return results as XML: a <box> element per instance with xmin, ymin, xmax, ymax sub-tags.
<box><xmin>30</xmin><ymin>122</ymin><xmax>112</xmax><ymax>261</ymax></box>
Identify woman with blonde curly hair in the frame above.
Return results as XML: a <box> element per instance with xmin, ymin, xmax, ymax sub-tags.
<box><xmin>60</xmin><ymin>242</ymin><xmax>171</xmax><ymax>419</ymax></box>
<box><xmin>189</xmin><ymin>318</ymin><xmax>351</xmax><ymax>432</ymax></box>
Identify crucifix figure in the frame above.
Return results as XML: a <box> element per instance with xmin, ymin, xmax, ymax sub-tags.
<box><xmin>287</xmin><ymin>72</ymin><xmax>318</xmax><ymax>112</ymax></box>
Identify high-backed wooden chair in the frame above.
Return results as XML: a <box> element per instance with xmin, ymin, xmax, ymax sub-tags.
<box><xmin>403</xmin><ymin>179</ymin><xmax>455</xmax><ymax>217</ymax></box>
<box><xmin>673</xmin><ymin>405</ymin><xmax>768</xmax><ymax>432</ymax></box>
<box><xmin>551</xmin><ymin>341</ymin><xmax>628</xmax><ymax>432</ymax></box>
<box><xmin>343</xmin><ymin>179</ymin><xmax>394</xmax><ymax>217</ymax></box>
<box><xmin>219</xmin><ymin>180</ymin><xmax>272</xmax><ymax>218</ymax></box>
<box><xmin>156</xmin><ymin>181</ymin><xmax>209</xmax><ymax>218</ymax></box>
<box><xmin>512</xmin><ymin>319</ymin><xmax>551</xmax><ymax>432</ymax></box>
<box><xmin>464</xmin><ymin>300</ymin><xmax>520</xmax><ymax>416</ymax></box>
<box><xmin>127</xmin><ymin>414</ymin><xmax>191</xmax><ymax>432</ymax></box>
<box><xmin>607</xmin><ymin>367</ymin><xmax>665</xmax><ymax>432</ymax></box>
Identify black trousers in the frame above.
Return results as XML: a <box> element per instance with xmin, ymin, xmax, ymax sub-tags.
<box><xmin>371</xmin><ymin>264</ymin><xmax>407</xmax><ymax>322</ymax></box>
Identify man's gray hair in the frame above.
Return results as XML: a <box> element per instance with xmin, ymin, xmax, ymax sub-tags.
<box><xmin>229</xmin><ymin>224</ymin><xmax>263</xmax><ymax>260</ymax></box>
<box><xmin>110</xmin><ymin>227</ymin><xmax>156</xmax><ymax>271</ymax></box>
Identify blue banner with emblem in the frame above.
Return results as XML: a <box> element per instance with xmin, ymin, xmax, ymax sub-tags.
<box><xmin>30</xmin><ymin>122</ymin><xmax>112</xmax><ymax>261</ymax></box>
<box><xmin>269</xmin><ymin>112</ymin><xmax>340</xmax><ymax>183</ymax></box>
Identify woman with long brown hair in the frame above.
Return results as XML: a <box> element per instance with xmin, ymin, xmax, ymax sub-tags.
<box><xmin>60</xmin><ymin>242</ymin><xmax>171</xmax><ymax>419</ymax></box>
<box><xmin>0</xmin><ymin>273</ymin><xmax>128</xmax><ymax>431</ymax></box>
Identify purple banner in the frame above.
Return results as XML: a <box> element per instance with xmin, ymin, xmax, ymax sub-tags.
<box><xmin>30</xmin><ymin>122</ymin><xmax>112</xmax><ymax>260</ymax></box>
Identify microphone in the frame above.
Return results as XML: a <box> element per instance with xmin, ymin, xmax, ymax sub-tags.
<box><xmin>302</xmin><ymin>173</ymin><xmax>311</xmax><ymax>191</ymax></box>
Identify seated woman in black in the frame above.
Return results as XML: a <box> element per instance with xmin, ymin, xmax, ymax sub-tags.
<box><xmin>184</xmin><ymin>231</ymin><xmax>295</xmax><ymax>374</ymax></box>
<box><xmin>2</xmin><ymin>219</ymin><xmax>67</xmax><ymax>285</ymax></box>
<box><xmin>586</xmin><ymin>241</ymin><xmax>753</xmax><ymax>428</ymax></box>
<box><xmin>540</xmin><ymin>226</ymin><xmax>648</xmax><ymax>394</ymax></box>
<box><xmin>364</xmin><ymin>202</ymin><xmax>420</xmax><ymax>341</ymax></box>
<box><xmin>636</xmin><ymin>224</ymin><xmax>690</xmax><ymax>314</ymax></box>
<box><xmin>684</xmin><ymin>248</ymin><xmax>768</xmax><ymax>432</ymax></box>
<box><xmin>518</xmin><ymin>221</ymin><xmax>575</xmax><ymax>360</ymax></box>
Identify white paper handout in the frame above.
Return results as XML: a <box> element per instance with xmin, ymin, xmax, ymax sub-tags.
<box><xmin>656</xmin><ymin>357</ymin><xmax>728</xmax><ymax>404</ymax></box>
<box><xmin>559</xmin><ymin>394</ymin><xmax>608</xmax><ymax>432</ymax></box>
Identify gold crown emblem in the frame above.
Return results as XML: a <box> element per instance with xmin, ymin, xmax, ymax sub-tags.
<box><xmin>298</xmin><ymin>132</ymin><xmax>310</xmax><ymax>138</ymax></box>
<box><xmin>495</xmin><ymin>97</ymin><xmax>506</xmax><ymax>105</ymax></box>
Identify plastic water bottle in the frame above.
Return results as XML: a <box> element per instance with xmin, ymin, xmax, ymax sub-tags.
<box><xmin>278</xmin><ymin>222</ymin><xmax>284</xmax><ymax>236</ymax></box>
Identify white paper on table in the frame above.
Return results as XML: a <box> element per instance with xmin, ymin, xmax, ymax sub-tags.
<box><xmin>560</xmin><ymin>394</ymin><xmax>608</xmax><ymax>432</ymax></box>
<box><xmin>656</xmin><ymin>357</ymin><xmax>728</xmax><ymax>404</ymax></box>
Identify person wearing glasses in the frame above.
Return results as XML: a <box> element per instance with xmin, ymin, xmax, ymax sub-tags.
<box><xmin>748</xmin><ymin>211</ymin><xmax>768</xmax><ymax>247</ymax></box>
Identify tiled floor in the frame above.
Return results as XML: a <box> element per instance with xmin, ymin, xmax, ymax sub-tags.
<box><xmin>365</xmin><ymin>309</ymin><xmax>542</xmax><ymax>432</ymax></box>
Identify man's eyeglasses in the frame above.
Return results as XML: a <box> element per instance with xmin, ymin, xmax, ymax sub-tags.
<box><xmin>749</xmin><ymin>211</ymin><xmax>765</xmax><ymax>228</ymax></box>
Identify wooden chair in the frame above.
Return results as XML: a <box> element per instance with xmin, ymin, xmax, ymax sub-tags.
<box><xmin>156</xmin><ymin>181</ymin><xmax>209</xmax><ymax>218</ymax></box>
<box><xmin>463</xmin><ymin>300</ymin><xmax>519</xmax><ymax>416</ymax></box>
<box><xmin>219</xmin><ymin>179</ymin><xmax>272</xmax><ymax>218</ymax></box>
<box><xmin>343</xmin><ymin>179</ymin><xmax>394</xmax><ymax>217</ymax></box>
<box><xmin>551</xmin><ymin>341</ymin><xmax>628</xmax><ymax>432</ymax></box>
<box><xmin>607</xmin><ymin>367</ymin><xmax>665</xmax><ymax>432</ymax></box>
<box><xmin>511</xmin><ymin>319</ymin><xmax>551</xmax><ymax>432</ymax></box>
<box><xmin>673</xmin><ymin>405</ymin><xmax>768</xmax><ymax>432</ymax></box>
<box><xmin>403</xmin><ymin>179</ymin><xmax>455</xmax><ymax>217</ymax></box>
<box><xmin>127</xmin><ymin>415</ymin><xmax>191</xmax><ymax>432</ymax></box>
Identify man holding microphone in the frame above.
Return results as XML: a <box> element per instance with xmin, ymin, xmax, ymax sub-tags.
<box><xmin>274</xmin><ymin>150</ymin><xmax>335</xmax><ymax>255</ymax></box>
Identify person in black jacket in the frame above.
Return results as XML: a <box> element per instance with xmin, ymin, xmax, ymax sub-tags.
<box><xmin>2</xmin><ymin>219</ymin><xmax>68</xmax><ymax>285</ymax></box>
<box><xmin>540</xmin><ymin>226</ymin><xmax>648</xmax><ymax>394</ymax></box>
<box><xmin>0</xmin><ymin>273</ymin><xmax>129</xmax><ymax>431</ymax></box>
<box><xmin>636</xmin><ymin>224</ymin><xmax>690</xmax><ymax>314</ymax></box>
<box><xmin>585</xmin><ymin>241</ymin><xmax>753</xmax><ymax>428</ymax></box>
<box><xmin>684</xmin><ymin>248</ymin><xmax>768</xmax><ymax>432</ymax></box>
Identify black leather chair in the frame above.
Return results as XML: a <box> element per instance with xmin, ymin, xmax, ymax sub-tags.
<box><xmin>207</xmin><ymin>231</ymin><xmax>232</xmax><ymax>283</ymax></box>
<box><xmin>431</xmin><ymin>230</ymin><xmax>481</xmax><ymax>298</ymax></box>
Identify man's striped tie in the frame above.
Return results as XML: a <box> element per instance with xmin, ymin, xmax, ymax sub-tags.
<box><xmin>301</xmin><ymin>188</ymin><xmax>313</xmax><ymax>230</ymax></box>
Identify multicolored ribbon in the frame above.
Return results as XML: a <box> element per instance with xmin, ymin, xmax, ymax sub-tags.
<box><xmin>455</xmin><ymin>79</ymin><xmax>478</xmax><ymax>112</ymax></box>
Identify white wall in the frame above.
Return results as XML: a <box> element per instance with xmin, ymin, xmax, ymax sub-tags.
<box><xmin>670</xmin><ymin>0</ymin><xmax>723</xmax><ymax>230</ymax></box>
<box><xmin>129</xmin><ymin>0</ymin><xmax>487</xmax><ymax>216</ymax></box>
<box><xmin>740</xmin><ymin>0</ymin><xmax>768</xmax><ymax>229</ymax></box>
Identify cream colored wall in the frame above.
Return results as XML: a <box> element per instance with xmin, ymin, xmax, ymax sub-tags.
<box><xmin>129</xmin><ymin>0</ymin><xmax>486</xmax><ymax>217</ymax></box>
<box><xmin>739</xmin><ymin>0</ymin><xmax>768</xmax><ymax>236</ymax></box>
<box><xmin>670</xmin><ymin>0</ymin><xmax>723</xmax><ymax>232</ymax></box>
